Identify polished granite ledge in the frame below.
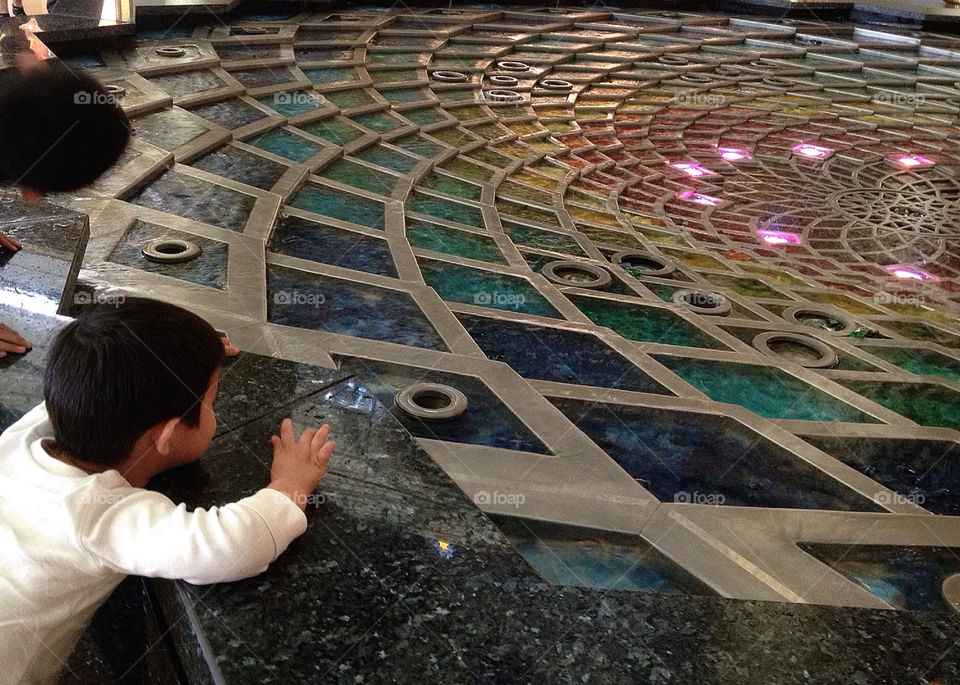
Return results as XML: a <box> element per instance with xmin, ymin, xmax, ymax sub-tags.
<box><xmin>139</xmin><ymin>355</ymin><xmax>960</xmax><ymax>684</ymax></box>
<box><xmin>2</xmin><ymin>316</ymin><xmax>960</xmax><ymax>682</ymax></box>
<box><xmin>0</xmin><ymin>0</ymin><xmax>133</xmax><ymax>63</ymax></box>
<box><xmin>0</xmin><ymin>191</ymin><xmax>87</xmax><ymax>431</ymax></box>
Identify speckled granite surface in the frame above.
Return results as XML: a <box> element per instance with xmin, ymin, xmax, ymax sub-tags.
<box><xmin>0</xmin><ymin>192</ymin><xmax>85</xmax><ymax>431</ymax></box>
<box><xmin>147</xmin><ymin>363</ymin><xmax>960</xmax><ymax>684</ymax></box>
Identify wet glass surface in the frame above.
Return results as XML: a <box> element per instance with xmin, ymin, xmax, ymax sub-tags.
<box><xmin>128</xmin><ymin>171</ymin><xmax>256</xmax><ymax>232</ymax></box>
<box><xmin>267</xmin><ymin>265</ymin><xmax>446</xmax><ymax>350</ymax></box>
<box><xmin>552</xmin><ymin>397</ymin><xmax>880</xmax><ymax>511</ymax></box>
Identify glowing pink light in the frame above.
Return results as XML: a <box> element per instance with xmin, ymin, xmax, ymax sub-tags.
<box><xmin>718</xmin><ymin>147</ymin><xmax>751</xmax><ymax>162</ymax></box>
<box><xmin>670</xmin><ymin>162</ymin><xmax>715</xmax><ymax>178</ymax></box>
<box><xmin>892</xmin><ymin>154</ymin><xmax>934</xmax><ymax>169</ymax></box>
<box><xmin>678</xmin><ymin>190</ymin><xmax>723</xmax><ymax>206</ymax></box>
<box><xmin>886</xmin><ymin>265</ymin><xmax>937</xmax><ymax>282</ymax></box>
<box><xmin>758</xmin><ymin>228</ymin><xmax>802</xmax><ymax>246</ymax></box>
<box><xmin>792</xmin><ymin>143</ymin><xmax>833</xmax><ymax>159</ymax></box>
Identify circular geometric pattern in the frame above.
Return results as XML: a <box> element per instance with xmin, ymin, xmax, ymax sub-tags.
<box><xmin>141</xmin><ymin>238</ymin><xmax>201</xmax><ymax>264</ymax></box>
<box><xmin>395</xmin><ymin>382</ymin><xmax>469</xmax><ymax>421</ymax></box>
<box><xmin>74</xmin><ymin>7</ymin><xmax>960</xmax><ymax>611</ymax></box>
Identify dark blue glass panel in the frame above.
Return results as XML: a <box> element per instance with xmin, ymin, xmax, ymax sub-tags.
<box><xmin>802</xmin><ymin>436</ymin><xmax>960</xmax><ymax>515</ymax></box>
<box><xmin>551</xmin><ymin>397</ymin><xmax>881</xmax><ymax>512</ymax></box>
<box><xmin>269</xmin><ymin>215</ymin><xmax>397</xmax><ymax>277</ymax></box>
<box><xmin>492</xmin><ymin>517</ymin><xmax>715</xmax><ymax>595</ymax></box>
<box><xmin>335</xmin><ymin>357</ymin><xmax>550</xmax><ymax>454</ymax></box>
<box><xmin>128</xmin><ymin>171</ymin><xmax>255</xmax><ymax>232</ymax></box>
<box><xmin>800</xmin><ymin>544</ymin><xmax>960</xmax><ymax>611</ymax></box>
<box><xmin>191</xmin><ymin>145</ymin><xmax>288</xmax><ymax>191</ymax></box>
<box><xmin>189</xmin><ymin>99</ymin><xmax>269</xmax><ymax>131</ymax></box>
<box><xmin>108</xmin><ymin>220</ymin><xmax>228</xmax><ymax>289</ymax></box>
<box><xmin>457</xmin><ymin>313</ymin><xmax>671</xmax><ymax>393</ymax></box>
<box><xmin>267</xmin><ymin>266</ymin><xmax>445</xmax><ymax>350</ymax></box>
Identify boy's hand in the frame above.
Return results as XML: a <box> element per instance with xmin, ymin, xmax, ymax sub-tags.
<box><xmin>0</xmin><ymin>323</ymin><xmax>31</xmax><ymax>357</ymax></box>
<box><xmin>0</xmin><ymin>231</ymin><xmax>22</xmax><ymax>252</ymax></box>
<box><xmin>221</xmin><ymin>336</ymin><xmax>239</xmax><ymax>357</ymax></box>
<box><xmin>268</xmin><ymin>418</ymin><xmax>334</xmax><ymax>510</ymax></box>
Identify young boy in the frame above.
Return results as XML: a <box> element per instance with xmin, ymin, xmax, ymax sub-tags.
<box><xmin>0</xmin><ymin>297</ymin><xmax>335</xmax><ymax>684</ymax></box>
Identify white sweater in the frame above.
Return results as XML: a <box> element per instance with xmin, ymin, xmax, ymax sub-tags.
<box><xmin>0</xmin><ymin>404</ymin><xmax>308</xmax><ymax>685</ymax></box>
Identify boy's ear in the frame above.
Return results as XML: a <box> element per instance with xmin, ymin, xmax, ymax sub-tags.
<box><xmin>155</xmin><ymin>417</ymin><xmax>182</xmax><ymax>455</ymax></box>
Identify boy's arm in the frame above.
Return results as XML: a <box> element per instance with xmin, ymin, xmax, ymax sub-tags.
<box><xmin>80</xmin><ymin>487</ymin><xmax>308</xmax><ymax>584</ymax></box>
<box><xmin>80</xmin><ymin>420</ymin><xmax>333</xmax><ymax>585</ymax></box>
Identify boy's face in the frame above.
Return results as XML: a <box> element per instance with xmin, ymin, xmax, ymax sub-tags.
<box><xmin>169</xmin><ymin>369</ymin><xmax>220</xmax><ymax>466</ymax></box>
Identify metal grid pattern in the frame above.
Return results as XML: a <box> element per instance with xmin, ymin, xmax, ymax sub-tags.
<box><xmin>61</xmin><ymin>7</ymin><xmax>960</xmax><ymax>610</ymax></box>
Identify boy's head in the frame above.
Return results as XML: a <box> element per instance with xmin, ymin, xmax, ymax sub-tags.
<box><xmin>44</xmin><ymin>298</ymin><xmax>225</xmax><ymax>468</ymax></box>
<box><xmin>0</xmin><ymin>60</ymin><xmax>130</xmax><ymax>192</ymax></box>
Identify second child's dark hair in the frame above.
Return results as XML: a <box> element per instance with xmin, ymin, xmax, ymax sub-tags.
<box><xmin>44</xmin><ymin>298</ymin><xmax>225</xmax><ymax>467</ymax></box>
<box><xmin>0</xmin><ymin>61</ymin><xmax>130</xmax><ymax>191</ymax></box>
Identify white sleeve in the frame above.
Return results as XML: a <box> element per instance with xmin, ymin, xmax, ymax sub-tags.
<box><xmin>79</xmin><ymin>488</ymin><xmax>308</xmax><ymax>585</ymax></box>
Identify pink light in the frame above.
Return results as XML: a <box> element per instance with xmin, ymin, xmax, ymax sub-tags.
<box><xmin>792</xmin><ymin>143</ymin><xmax>833</xmax><ymax>159</ymax></box>
<box><xmin>718</xmin><ymin>147</ymin><xmax>751</xmax><ymax>162</ymax></box>
<box><xmin>891</xmin><ymin>154</ymin><xmax>934</xmax><ymax>169</ymax></box>
<box><xmin>886</xmin><ymin>265</ymin><xmax>938</xmax><ymax>282</ymax></box>
<box><xmin>758</xmin><ymin>228</ymin><xmax>802</xmax><ymax>246</ymax></box>
<box><xmin>677</xmin><ymin>190</ymin><xmax>723</xmax><ymax>206</ymax></box>
<box><xmin>670</xmin><ymin>162</ymin><xmax>715</xmax><ymax>178</ymax></box>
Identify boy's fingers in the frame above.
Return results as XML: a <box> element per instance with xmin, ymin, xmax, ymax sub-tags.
<box><xmin>280</xmin><ymin>418</ymin><xmax>294</xmax><ymax>446</ymax></box>
<box><xmin>310</xmin><ymin>425</ymin><xmax>330</xmax><ymax>450</ymax></box>
<box><xmin>298</xmin><ymin>428</ymin><xmax>317</xmax><ymax>447</ymax></box>
<box><xmin>0</xmin><ymin>325</ymin><xmax>30</xmax><ymax>348</ymax></box>
<box><xmin>221</xmin><ymin>336</ymin><xmax>239</xmax><ymax>357</ymax></box>
<box><xmin>0</xmin><ymin>232</ymin><xmax>21</xmax><ymax>252</ymax></box>
<box><xmin>316</xmin><ymin>440</ymin><xmax>335</xmax><ymax>463</ymax></box>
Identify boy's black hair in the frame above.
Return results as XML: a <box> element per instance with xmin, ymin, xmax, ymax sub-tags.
<box><xmin>0</xmin><ymin>61</ymin><xmax>130</xmax><ymax>192</ymax></box>
<box><xmin>44</xmin><ymin>298</ymin><xmax>225</xmax><ymax>467</ymax></box>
